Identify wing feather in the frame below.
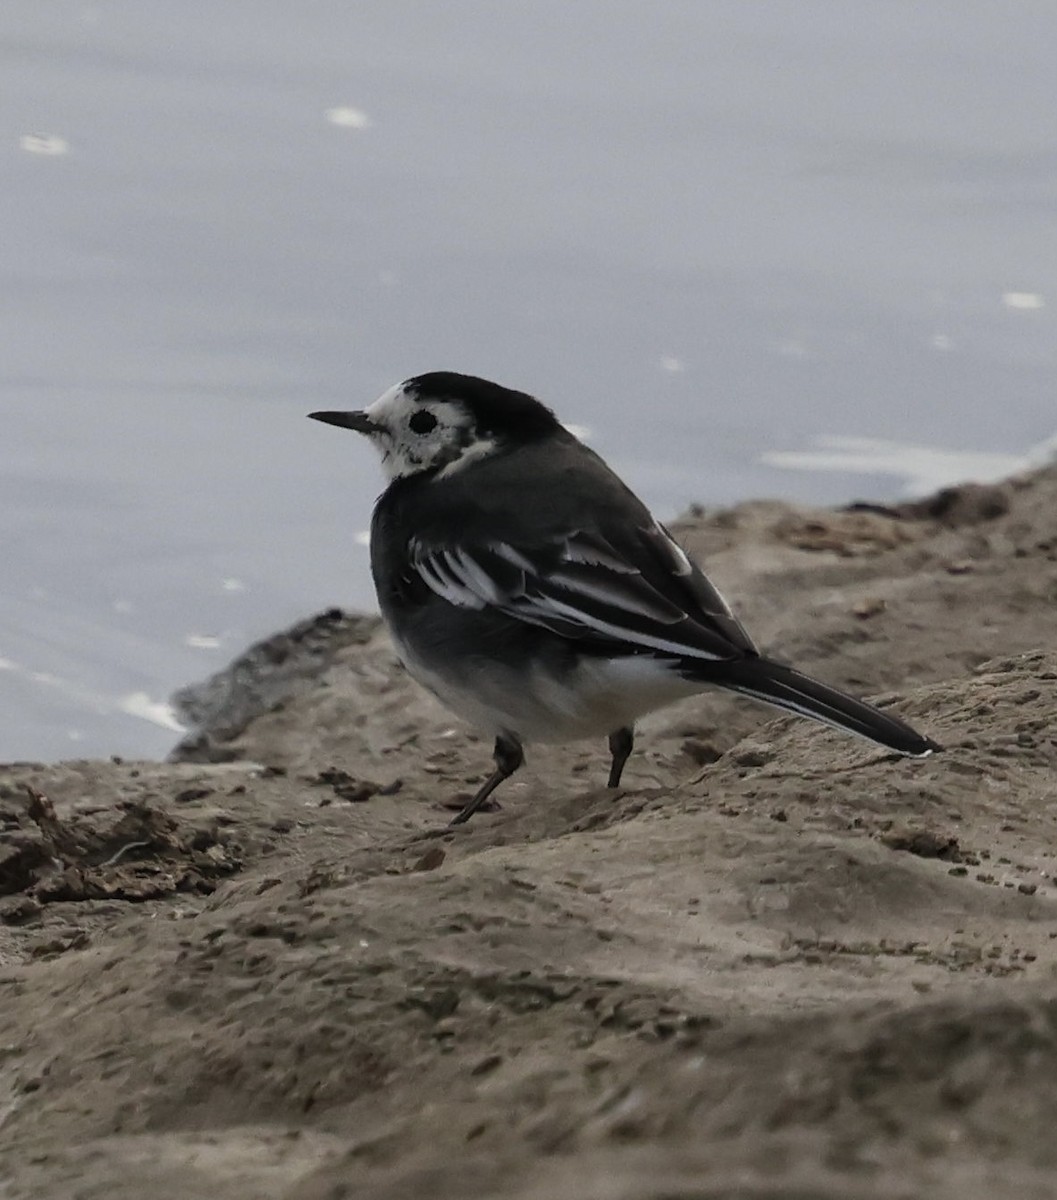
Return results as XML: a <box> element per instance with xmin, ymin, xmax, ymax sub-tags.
<box><xmin>408</xmin><ymin>526</ymin><xmax>750</xmax><ymax>661</ymax></box>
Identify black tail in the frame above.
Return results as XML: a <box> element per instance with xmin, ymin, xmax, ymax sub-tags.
<box><xmin>688</xmin><ymin>656</ymin><xmax>940</xmax><ymax>757</ymax></box>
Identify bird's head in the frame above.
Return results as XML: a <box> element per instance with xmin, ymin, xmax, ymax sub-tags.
<box><xmin>309</xmin><ymin>372</ymin><xmax>561</xmax><ymax>481</ymax></box>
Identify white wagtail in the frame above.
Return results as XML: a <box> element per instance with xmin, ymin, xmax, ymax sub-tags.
<box><xmin>310</xmin><ymin>372</ymin><xmax>939</xmax><ymax>825</ymax></box>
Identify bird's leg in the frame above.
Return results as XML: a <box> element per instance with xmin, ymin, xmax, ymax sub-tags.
<box><xmin>607</xmin><ymin>725</ymin><xmax>634</xmax><ymax>788</ymax></box>
<box><xmin>449</xmin><ymin>734</ymin><xmax>524</xmax><ymax>826</ymax></box>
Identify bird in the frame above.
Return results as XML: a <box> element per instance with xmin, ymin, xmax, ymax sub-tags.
<box><xmin>309</xmin><ymin>372</ymin><xmax>940</xmax><ymax>825</ymax></box>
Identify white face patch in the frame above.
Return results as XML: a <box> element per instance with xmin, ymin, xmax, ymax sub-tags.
<box><xmin>362</xmin><ymin>382</ymin><xmax>498</xmax><ymax>481</ymax></box>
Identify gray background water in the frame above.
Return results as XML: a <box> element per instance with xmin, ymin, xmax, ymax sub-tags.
<box><xmin>3</xmin><ymin>1</ymin><xmax>1055</xmax><ymax>762</ymax></box>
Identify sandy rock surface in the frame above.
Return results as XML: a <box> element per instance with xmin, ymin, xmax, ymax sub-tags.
<box><xmin>2</xmin><ymin>467</ymin><xmax>1057</xmax><ymax>1199</ymax></box>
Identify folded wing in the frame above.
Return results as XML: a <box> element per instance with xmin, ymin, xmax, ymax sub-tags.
<box><xmin>408</xmin><ymin>523</ymin><xmax>757</xmax><ymax>662</ymax></box>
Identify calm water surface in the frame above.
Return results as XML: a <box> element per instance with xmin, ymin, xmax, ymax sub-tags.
<box><xmin>3</xmin><ymin>2</ymin><xmax>1055</xmax><ymax>760</ymax></box>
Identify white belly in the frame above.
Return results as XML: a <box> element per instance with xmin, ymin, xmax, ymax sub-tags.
<box><xmin>394</xmin><ymin>640</ymin><xmax>702</xmax><ymax>743</ymax></box>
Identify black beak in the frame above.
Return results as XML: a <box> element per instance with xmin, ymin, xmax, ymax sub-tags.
<box><xmin>307</xmin><ymin>410</ymin><xmax>379</xmax><ymax>434</ymax></box>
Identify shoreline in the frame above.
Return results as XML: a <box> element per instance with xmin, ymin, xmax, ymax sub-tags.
<box><xmin>3</xmin><ymin>464</ymin><xmax>1057</xmax><ymax>1199</ymax></box>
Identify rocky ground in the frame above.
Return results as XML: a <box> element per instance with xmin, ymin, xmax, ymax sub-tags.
<box><xmin>2</xmin><ymin>465</ymin><xmax>1057</xmax><ymax>1199</ymax></box>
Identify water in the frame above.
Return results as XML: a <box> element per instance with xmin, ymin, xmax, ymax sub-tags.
<box><xmin>3</xmin><ymin>1</ymin><xmax>1054</xmax><ymax>762</ymax></box>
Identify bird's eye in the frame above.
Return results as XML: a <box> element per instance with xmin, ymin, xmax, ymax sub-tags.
<box><xmin>408</xmin><ymin>410</ymin><xmax>438</xmax><ymax>435</ymax></box>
